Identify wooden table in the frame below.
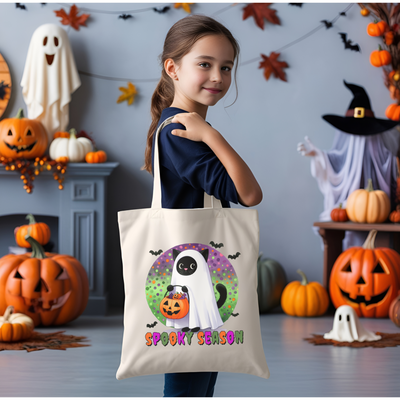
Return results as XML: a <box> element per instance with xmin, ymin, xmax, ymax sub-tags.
<box><xmin>313</xmin><ymin>221</ymin><xmax>400</xmax><ymax>289</ymax></box>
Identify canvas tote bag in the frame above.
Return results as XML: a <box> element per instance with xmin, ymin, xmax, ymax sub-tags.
<box><xmin>116</xmin><ymin>115</ymin><xmax>270</xmax><ymax>380</ymax></box>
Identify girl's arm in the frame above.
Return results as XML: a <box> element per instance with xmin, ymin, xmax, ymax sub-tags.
<box><xmin>171</xmin><ymin>112</ymin><xmax>263</xmax><ymax>207</ymax></box>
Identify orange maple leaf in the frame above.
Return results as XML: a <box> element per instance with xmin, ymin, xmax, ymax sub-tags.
<box><xmin>174</xmin><ymin>3</ymin><xmax>194</xmax><ymax>13</ymax></box>
<box><xmin>54</xmin><ymin>4</ymin><xmax>90</xmax><ymax>31</ymax></box>
<box><xmin>259</xmin><ymin>52</ymin><xmax>289</xmax><ymax>82</ymax></box>
<box><xmin>243</xmin><ymin>3</ymin><xmax>280</xmax><ymax>30</ymax></box>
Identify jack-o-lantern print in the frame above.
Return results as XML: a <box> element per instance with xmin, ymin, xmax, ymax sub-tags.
<box><xmin>329</xmin><ymin>230</ymin><xmax>400</xmax><ymax>317</ymax></box>
<box><xmin>146</xmin><ymin>243</ymin><xmax>239</xmax><ymax>330</ymax></box>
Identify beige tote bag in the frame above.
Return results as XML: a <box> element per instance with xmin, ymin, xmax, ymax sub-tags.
<box><xmin>116</xmin><ymin>115</ymin><xmax>270</xmax><ymax>380</ymax></box>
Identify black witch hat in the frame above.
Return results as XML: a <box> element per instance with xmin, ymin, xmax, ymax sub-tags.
<box><xmin>322</xmin><ymin>80</ymin><xmax>399</xmax><ymax>135</ymax></box>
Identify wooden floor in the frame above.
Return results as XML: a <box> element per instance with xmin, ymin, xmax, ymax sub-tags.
<box><xmin>1</xmin><ymin>308</ymin><xmax>399</xmax><ymax>397</ymax></box>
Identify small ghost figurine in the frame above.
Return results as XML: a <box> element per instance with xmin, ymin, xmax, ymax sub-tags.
<box><xmin>21</xmin><ymin>23</ymin><xmax>81</xmax><ymax>142</ymax></box>
<box><xmin>324</xmin><ymin>305</ymin><xmax>381</xmax><ymax>342</ymax></box>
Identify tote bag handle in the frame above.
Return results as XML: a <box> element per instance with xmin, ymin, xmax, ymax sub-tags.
<box><xmin>151</xmin><ymin>115</ymin><xmax>222</xmax><ymax>209</ymax></box>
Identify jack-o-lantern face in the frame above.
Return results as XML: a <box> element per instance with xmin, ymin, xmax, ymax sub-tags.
<box><xmin>0</xmin><ymin>108</ymin><xmax>48</xmax><ymax>159</ymax></box>
<box><xmin>330</xmin><ymin>230</ymin><xmax>400</xmax><ymax>317</ymax></box>
<box><xmin>160</xmin><ymin>296</ymin><xmax>189</xmax><ymax>320</ymax></box>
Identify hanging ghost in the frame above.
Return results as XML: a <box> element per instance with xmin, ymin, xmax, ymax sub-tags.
<box><xmin>324</xmin><ymin>305</ymin><xmax>382</xmax><ymax>342</ymax></box>
<box><xmin>166</xmin><ymin>248</ymin><xmax>227</xmax><ymax>332</ymax></box>
<box><xmin>21</xmin><ymin>23</ymin><xmax>81</xmax><ymax>143</ymax></box>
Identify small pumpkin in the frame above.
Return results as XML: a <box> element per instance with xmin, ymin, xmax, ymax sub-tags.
<box><xmin>367</xmin><ymin>20</ymin><xmax>389</xmax><ymax>37</ymax></box>
<box><xmin>85</xmin><ymin>149</ymin><xmax>107</xmax><ymax>164</ymax></box>
<box><xmin>53</xmin><ymin>131</ymin><xmax>70</xmax><ymax>139</ymax></box>
<box><xmin>389</xmin><ymin>291</ymin><xmax>400</xmax><ymax>327</ymax></box>
<box><xmin>384</xmin><ymin>30</ymin><xmax>395</xmax><ymax>46</ymax></box>
<box><xmin>346</xmin><ymin>179</ymin><xmax>390</xmax><ymax>223</ymax></box>
<box><xmin>0</xmin><ymin>305</ymin><xmax>34</xmax><ymax>342</ymax></box>
<box><xmin>390</xmin><ymin>205</ymin><xmax>400</xmax><ymax>223</ymax></box>
<box><xmin>389</xmin><ymin>85</ymin><xmax>400</xmax><ymax>101</ymax></box>
<box><xmin>281</xmin><ymin>269</ymin><xmax>329</xmax><ymax>317</ymax></box>
<box><xmin>257</xmin><ymin>254</ymin><xmax>287</xmax><ymax>313</ymax></box>
<box><xmin>14</xmin><ymin>214</ymin><xmax>51</xmax><ymax>248</ymax></box>
<box><xmin>330</xmin><ymin>203</ymin><xmax>349</xmax><ymax>222</ymax></box>
<box><xmin>360</xmin><ymin>7</ymin><xmax>370</xmax><ymax>17</ymax></box>
<box><xmin>370</xmin><ymin>45</ymin><xmax>392</xmax><ymax>67</ymax></box>
<box><xmin>386</xmin><ymin>103</ymin><xmax>400</xmax><ymax>121</ymax></box>
<box><xmin>160</xmin><ymin>295</ymin><xmax>189</xmax><ymax>319</ymax></box>
<box><xmin>0</xmin><ymin>108</ymin><xmax>48</xmax><ymax>159</ymax></box>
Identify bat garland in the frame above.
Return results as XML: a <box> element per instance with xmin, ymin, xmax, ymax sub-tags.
<box><xmin>15</xmin><ymin>3</ymin><xmax>26</xmax><ymax>10</ymax></box>
<box><xmin>119</xmin><ymin>14</ymin><xmax>133</xmax><ymax>20</ymax></box>
<box><xmin>339</xmin><ymin>33</ymin><xmax>361</xmax><ymax>52</ymax></box>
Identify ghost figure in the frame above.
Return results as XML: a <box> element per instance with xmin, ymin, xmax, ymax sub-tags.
<box><xmin>166</xmin><ymin>248</ymin><xmax>226</xmax><ymax>331</ymax></box>
<box><xmin>21</xmin><ymin>23</ymin><xmax>81</xmax><ymax>142</ymax></box>
<box><xmin>324</xmin><ymin>305</ymin><xmax>381</xmax><ymax>342</ymax></box>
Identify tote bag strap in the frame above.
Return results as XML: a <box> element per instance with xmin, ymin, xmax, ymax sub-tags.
<box><xmin>151</xmin><ymin>115</ymin><xmax>222</xmax><ymax>209</ymax></box>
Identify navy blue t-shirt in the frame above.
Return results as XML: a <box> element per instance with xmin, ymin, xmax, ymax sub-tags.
<box><xmin>151</xmin><ymin>107</ymin><xmax>238</xmax><ymax>209</ymax></box>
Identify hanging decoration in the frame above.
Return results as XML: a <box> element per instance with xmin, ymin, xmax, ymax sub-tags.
<box><xmin>174</xmin><ymin>3</ymin><xmax>194</xmax><ymax>14</ymax></box>
<box><xmin>118</xmin><ymin>14</ymin><xmax>133</xmax><ymax>20</ymax></box>
<box><xmin>242</xmin><ymin>3</ymin><xmax>280</xmax><ymax>30</ymax></box>
<box><xmin>0</xmin><ymin>54</ymin><xmax>12</xmax><ymax>119</ymax></box>
<box><xmin>153</xmin><ymin>6</ymin><xmax>170</xmax><ymax>14</ymax></box>
<box><xmin>15</xmin><ymin>3</ymin><xmax>26</xmax><ymax>10</ymax></box>
<box><xmin>117</xmin><ymin>82</ymin><xmax>137</xmax><ymax>105</ymax></box>
<box><xmin>339</xmin><ymin>32</ymin><xmax>361</xmax><ymax>52</ymax></box>
<box><xmin>259</xmin><ymin>52</ymin><xmax>289</xmax><ymax>82</ymax></box>
<box><xmin>54</xmin><ymin>4</ymin><xmax>90</xmax><ymax>31</ymax></box>
<box><xmin>289</xmin><ymin>4</ymin><xmax>303</xmax><ymax>8</ymax></box>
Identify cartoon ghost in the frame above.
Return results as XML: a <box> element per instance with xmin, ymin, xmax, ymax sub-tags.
<box><xmin>21</xmin><ymin>23</ymin><xmax>81</xmax><ymax>142</ymax></box>
<box><xmin>324</xmin><ymin>305</ymin><xmax>381</xmax><ymax>342</ymax></box>
<box><xmin>166</xmin><ymin>248</ymin><xmax>227</xmax><ymax>332</ymax></box>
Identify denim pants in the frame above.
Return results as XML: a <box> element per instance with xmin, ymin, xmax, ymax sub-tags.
<box><xmin>164</xmin><ymin>372</ymin><xmax>218</xmax><ymax>397</ymax></box>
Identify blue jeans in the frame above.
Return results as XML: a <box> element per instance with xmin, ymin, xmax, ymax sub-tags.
<box><xmin>163</xmin><ymin>372</ymin><xmax>218</xmax><ymax>397</ymax></box>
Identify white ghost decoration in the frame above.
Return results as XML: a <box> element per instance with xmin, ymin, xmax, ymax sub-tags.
<box><xmin>324</xmin><ymin>305</ymin><xmax>382</xmax><ymax>342</ymax></box>
<box><xmin>21</xmin><ymin>23</ymin><xmax>81</xmax><ymax>142</ymax></box>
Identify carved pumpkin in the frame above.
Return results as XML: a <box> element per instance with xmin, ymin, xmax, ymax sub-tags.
<box><xmin>160</xmin><ymin>295</ymin><xmax>189</xmax><ymax>320</ymax></box>
<box><xmin>14</xmin><ymin>214</ymin><xmax>51</xmax><ymax>248</ymax></box>
<box><xmin>0</xmin><ymin>235</ymin><xmax>89</xmax><ymax>326</ymax></box>
<box><xmin>346</xmin><ymin>179</ymin><xmax>390</xmax><ymax>223</ymax></box>
<box><xmin>330</xmin><ymin>203</ymin><xmax>349</xmax><ymax>222</ymax></box>
<box><xmin>389</xmin><ymin>291</ymin><xmax>400</xmax><ymax>327</ymax></box>
<box><xmin>386</xmin><ymin>103</ymin><xmax>400</xmax><ymax>121</ymax></box>
<box><xmin>0</xmin><ymin>305</ymin><xmax>34</xmax><ymax>342</ymax></box>
<box><xmin>0</xmin><ymin>108</ymin><xmax>48</xmax><ymax>159</ymax></box>
<box><xmin>370</xmin><ymin>46</ymin><xmax>392</xmax><ymax>67</ymax></box>
<box><xmin>329</xmin><ymin>230</ymin><xmax>400</xmax><ymax>318</ymax></box>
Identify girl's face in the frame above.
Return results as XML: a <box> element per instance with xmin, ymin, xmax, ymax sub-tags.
<box><xmin>169</xmin><ymin>35</ymin><xmax>235</xmax><ymax>114</ymax></box>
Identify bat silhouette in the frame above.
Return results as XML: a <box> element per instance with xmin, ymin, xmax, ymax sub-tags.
<box><xmin>231</xmin><ymin>313</ymin><xmax>239</xmax><ymax>317</ymax></box>
<box><xmin>149</xmin><ymin>249</ymin><xmax>163</xmax><ymax>256</ymax></box>
<box><xmin>16</xmin><ymin>3</ymin><xmax>26</xmax><ymax>9</ymax></box>
<box><xmin>228</xmin><ymin>252</ymin><xmax>240</xmax><ymax>260</ymax></box>
<box><xmin>146</xmin><ymin>321</ymin><xmax>158</xmax><ymax>328</ymax></box>
<box><xmin>209</xmin><ymin>241</ymin><xmax>224</xmax><ymax>249</ymax></box>
<box><xmin>153</xmin><ymin>6</ymin><xmax>170</xmax><ymax>13</ymax></box>
<box><xmin>339</xmin><ymin>33</ymin><xmax>361</xmax><ymax>52</ymax></box>
<box><xmin>340</xmin><ymin>11</ymin><xmax>346</xmax><ymax>16</ymax></box>
<box><xmin>321</xmin><ymin>20</ymin><xmax>333</xmax><ymax>29</ymax></box>
<box><xmin>119</xmin><ymin>14</ymin><xmax>133</xmax><ymax>20</ymax></box>
<box><xmin>289</xmin><ymin>3</ymin><xmax>303</xmax><ymax>7</ymax></box>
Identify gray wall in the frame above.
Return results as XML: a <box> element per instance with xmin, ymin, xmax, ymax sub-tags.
<box><xmin>0</xmin><ymin>3</ymin><xmax>395</xmax><ymax>308</ymax></box>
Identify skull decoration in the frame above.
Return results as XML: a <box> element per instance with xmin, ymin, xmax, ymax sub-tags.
<box><xmin>324</xmin><ymin>305</ymin><xmax>381</xmax><ymax>342</ymax></box>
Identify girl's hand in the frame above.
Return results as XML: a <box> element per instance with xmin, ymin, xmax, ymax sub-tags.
<box><xmin>171</xmin><ymin>112</ymin><xmax>213</xmax><ymax>142</ymax></box>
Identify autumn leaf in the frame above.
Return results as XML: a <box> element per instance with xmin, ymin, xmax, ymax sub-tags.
<box><xmin>117</xmin><ymin>82</ymin><xmax>137</xmax><ymax>105</ymax></box>
<box><xmin>243</xmin><ymin>3</ymin><xmax>280</xmax><ymax>30</ymax></box>
<box><xmin>54</xmin><ymin>4</ymin><xmax>90</xmax><ymax>31</ymax></box>
<box><xmin>174</xmin><ymin>3</ymin><xmax>194</xmax><ymax>13</ymax></box>
<box><xmin>259</xmin><ymin>52</ymin><xmax>289</xmax><ymax>82</ymax></box>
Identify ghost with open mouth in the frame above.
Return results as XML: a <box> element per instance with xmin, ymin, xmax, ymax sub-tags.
<box><xmin>21</xmin><ymin>23</ymin><xmax>81</xmax><ymax>142</ymax></box>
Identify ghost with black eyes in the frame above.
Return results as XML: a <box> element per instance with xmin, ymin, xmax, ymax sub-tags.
<box><xmin>324</xmin><ymin>305</ymin><xmax>381</xmax><ymax>342</ymax></box>
<box><xmin>21</xmin><ymin>24</ymin><xmax>81</xmax><ymax>142</ymax></box>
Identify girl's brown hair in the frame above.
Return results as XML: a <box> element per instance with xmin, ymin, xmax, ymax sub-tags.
<box><xmin>142</xmin><ymin>14</ymin><xmax>240</xmax><ymax>174</ymax></box>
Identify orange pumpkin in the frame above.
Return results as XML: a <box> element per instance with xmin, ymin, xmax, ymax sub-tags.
<box><xmin>0</xmin><ymin>108</ymin><xmax>48</xmax><ymax>159</ymax></box>
<box><xmin>53</xmin><ymin>131</ymin><xmax>70</xmax><ymax>139</ymax></box>
<box><xmin>367</xmin><ymin>20</ymin><xmax>388</xmax><ymax>36</ymax></box>
<box><xmin>0</xmin><ymin>235</ymin><xmax>89</xmax><ymax>326</ymax></box>
<box><xmin>386</xmin><ymin>103</ymin><xmax>400</xmax><ymax>120</ymax></box>
<box><xmin>14</xmin><ymin>214</ymin><xmax>51</xmax><ymax>248</ymax></box>
<box><xmin>390</xmin><ymin>205</ymin><xmax>400</xmax><ymax>223</ymax></box>
<box><xmin>370</xmin><ymin>46</ymin><xmax>392</xmax><ymax>67</ymax></box>
<box><xmin>330</xmin><ymin>203</ymin><xmax>349</xmax><ymax>222</ymax></box>
<box><xmin>85</xmin><ymin>150</ymin><xmax>107</xmax><ymax>164</ymax></box>
<box><xmin>329</xmin><ymin>230</ymin><xmax>400</xmax><ymax>318</ymax></box>
<box><xmin>384</xmin><ymin>31</ymin><xmax>395</xmax><ymax>46</ymax></box>
<box><xmin>159</xmin><ymin>295</ymin><xmax>189</xmax><ymax>320</ymax></box>
<box><xmin>360</xmin><ymin>8</ymin><xmax>370</xmax><ymax>17</ymax></box>
<box><xmin>389</xmin><ymin>291</ymin><xmax>400</xmax><ymax>327</ymax></box>
<box><xmin>0</xmin><ymin>305</ymin><xmax>34</xmax><ymax>342</ymax></box>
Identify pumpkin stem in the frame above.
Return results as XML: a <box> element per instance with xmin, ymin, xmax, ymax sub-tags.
<box><xmin>363</xmin><ymin>230</ymin><xmax>378</xmax><ymax>249</ymax></box>
<box><xmin>25</xmin><ymin>234</ymin><xmax>47</xmax><ymax>259</ymax></box>
<box><xmin>25</xmin><ymin>214</ymin><xmax>37</xmax><ymax>225</ymax></box>
<box><xmin>16</xmin><ymin>108</ymin><xmax>25</xmax><ymax>119</ymax></box>
<box><xmin>366</xmin><ymin>178</ymin><xmax>374</xmax><ymax>192</ymax></box>
<box><xmin>3</xmin><ymin>305</ymin><xmax>14</xmax><ymax>321</ymax></box>
<box><xmin>338</xmin><ymin>203</ymin><xmax>343</xmax><ymax>209</ymax></box>
<box><xmin>297</xmin><ymin>269</ymin><xmax>308</xmax><ymax>285</ymax></box>
<box><xmin>69</xmin><ymin>128</ymin><xmax>77</xmax><ymax>139</ymax></box>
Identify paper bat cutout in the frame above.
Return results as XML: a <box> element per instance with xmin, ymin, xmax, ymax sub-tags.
<box><xmin>209</xmin><ymin>241</ymin><xmax>224</xmax><ymax>249</ymax></box>
<box><xmin>231</xmin><ymin>313</ymin><xmax>239</xmax><ymax>317</ymax></box>
<box><xmin>321</xmin><ymin>20</ymin><xmax>333</xmax><ymax>29</ymax></box>
<box><xmin>339</xmin><ymin>33</ymin><xmax>361</xmax><ymax>52</ymax></box>
<box><xmin>16</xmin><ymin>3</ymin><xmax>26</xmax><ymax>10</ymax></box>
<box><xmin>119</xmin><ymin>14</ymin><xmax>133</xmax><ymax>20</ymax></box>
<box><xmin>289</xmin><ymin>3</ymin><xmax>303</xmax><ymax>7</ymax></box>
<box><xmin>228</xmin><ymin>252</ymin><xmax>241</xmax><ymax>260</ymax></box>
<box><xmin>146</xmin><ymin>321</ymin><xmax>158</xmax><ymax>328</ymax></box>
<box><xmin>0</xmin><ymin>81</ymin><xmax>10</xmax><ymax>101</ymax></box>
<box><xmin>149</xmin><ymin>249</ymin><xmax>163</xmax><ymax>256</ymax></box>
<box><xmin>340</xmin><ymin>12</ymin><xmax>346</xmax><ymax>16</ymax></box>
<box><xmin>153</xmin><ymin>6</ymin><xmax>170</xmax><ymax>13</ymax></box>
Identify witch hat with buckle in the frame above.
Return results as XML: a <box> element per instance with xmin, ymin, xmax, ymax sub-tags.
<box><xmin>322</xmin><ymin>80</ymin><xmax>399</xmax><ymax>135</ymax></box>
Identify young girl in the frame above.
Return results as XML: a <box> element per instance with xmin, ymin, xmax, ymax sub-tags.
<box><xmin>142</xmin><ymin>14</ymin><xmax>262</xmax><ymax>397</ymax></box>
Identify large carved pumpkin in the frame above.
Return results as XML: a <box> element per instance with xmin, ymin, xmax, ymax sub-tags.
<box><xmin>329</xmin><ymin>230</ymin><xmax>400</xmax><ymax>318</ymax></box>
<box><xmin>0</xmin><ymin>235</ymin><xmax>89</xmax><ymax>326</ymax></box>
<box><xmin>0</xmin><ymin>108</ymin><xmax>48</xmax><ymax>159</ymax></box>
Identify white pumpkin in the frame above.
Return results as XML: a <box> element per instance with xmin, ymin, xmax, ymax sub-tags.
<box><xmin>0</xmin><ymin>305</ymin><xmax>35</xmax><ymax>341</ymax></box>
<box><xmin>49</xmin><ymin>128</ymin><xmax>93</xmax><ymax>162</ymax></box>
